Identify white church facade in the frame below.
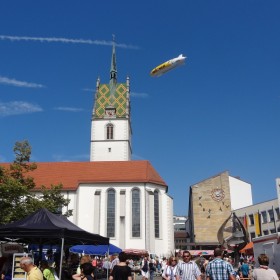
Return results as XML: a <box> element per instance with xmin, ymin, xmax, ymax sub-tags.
<box><xmin>15</xmin><ymin>40</ymin><xmax>175</xmax><ymax>257</ymax></box>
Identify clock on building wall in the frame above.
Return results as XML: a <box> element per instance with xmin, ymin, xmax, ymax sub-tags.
<box><xmin>105</xmin><ymin>107</ymin><xmax>116</xmax><ymax>117</ymax></box>
<box><xmin>211</xmin><ymin>188</ymin><xmax>225</xmax><ymax>201</ymax></box>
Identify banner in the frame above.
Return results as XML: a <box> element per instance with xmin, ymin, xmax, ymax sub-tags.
<box><xmin>254</xmin><ymin>212</ymin><xmax>262</xmax><ymax>236</ymax></box>
<box><xmin>1</xmin><ymin>243</ymin><xmax>23</xmax><ymax>255</ymax></box>
<box><xmin>243</xmin><ymin>214</ymin><xmax>248</xmax><ymax>230</ymax></box>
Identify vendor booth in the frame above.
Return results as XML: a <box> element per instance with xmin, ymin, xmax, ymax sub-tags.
<box><xmin>0</xmin><ymin>208</ymin><xmax>109</xmax><ymax>280</ymax></box>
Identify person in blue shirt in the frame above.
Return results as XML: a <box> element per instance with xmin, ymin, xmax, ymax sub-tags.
<box><xmin>240</xmin><ymin>259</ymin><xmax>250</xmax><ymax>278</ymax></box>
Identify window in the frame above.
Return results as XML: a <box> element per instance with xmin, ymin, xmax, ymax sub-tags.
<box><xmin>249</xmin><ymin>214</ymin><xmax>254</xmax><ymax>225</ymax></box>
<box><xmin>261</xmin><ymin>211</ymin><xmax>268</xmax><ymax>223</ymax></box>
<box><xmin>275</xmin><ymin>208</ymin><xmax>280</xmax><ymax>220</ymax></box>
<box><xmin>107</xmin><ymin>189</ymin><xmax>115</xmax><ymax>237</ymax></box>
<box><xmin>263</xmin><ymin>230</ymin><xmax>269</xmax><ymax>235</ymax></box>
<box><xmin>132</xmin><ymin>189</ymin><xmax>140</xmax><ymax>237</ymax></box>
<box><xmin>271</xmin><ymin>228</ymin><xmax>276</xmax><ymax>234</ymax></box>
<box><xmin>154</xmin><ymin>190</ymin><xmax>159</xmax><ymax>238</ymax></box>
<box><xmin>106</xmin><ymin>124</ymin><xmax>114</xmax><ymax>139</ymax></box>
<box><xmin>268</xmin><ymin>209</ymin><xmax>275</xmax><ymax>222</ymax></box>
<box><xmin>250</xmin><ymin>232</ymin><xmax>256</xmax><ymax>239</ymax></box>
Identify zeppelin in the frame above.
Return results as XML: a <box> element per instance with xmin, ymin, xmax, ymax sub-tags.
<box><xmin>150</xmin><ymin>54</ymin><xmax>187</xmax><ymax>77</ymax></box>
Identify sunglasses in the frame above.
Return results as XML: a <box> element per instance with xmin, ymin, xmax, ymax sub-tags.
<box><xmin>183</xmin><ymin>255</ymin><xmax>191</xmax><ymax>258</ymax></box>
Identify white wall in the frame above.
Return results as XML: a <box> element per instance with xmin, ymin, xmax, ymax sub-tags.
<box><xmin>229</xmin><ymin>176</ymin><xmax>253</xmax><ymax>210</ymax></box>
<box><xmin>90</xmin><ymin>119</ymin><xmax>131</xmax><ymax>161</ymax></box>
<box><xmin>65</xmin><ymin>182</ymin><xmax>173</xmax><ymax>257</ymax></box>
<box><xmin>91</xmin><ymin>119</ymin><xmax>130</xmax><ymax>140</ymax></box>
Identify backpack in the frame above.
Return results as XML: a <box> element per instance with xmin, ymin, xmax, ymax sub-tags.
<box><xmin>149</xmin><ymin>262</ymin><xmax>156</xmax><ymax>271</ymax></box>
<box><xmin>142</xmin><ymin>261</ymin><xmax>148</xmax><ymax>272</ymax></box>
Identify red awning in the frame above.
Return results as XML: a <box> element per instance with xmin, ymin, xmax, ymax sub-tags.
<box><xmin>239</xmin><ymin>242</ymin><xmax>253</xmax><ymax>253</ymax></box>
<box><xmin>123</xmin><ymin>248</ymin><xmax>149</xmax><ymax>256</ymax></box>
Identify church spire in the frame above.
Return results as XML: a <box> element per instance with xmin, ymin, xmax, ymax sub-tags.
<box><xmin>109</xmin><ymin>35</ymin><xmax>117</xmax><ymax>98</ymax></box>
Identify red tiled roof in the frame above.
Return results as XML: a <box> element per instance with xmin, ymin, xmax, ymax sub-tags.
<box><xmin>0</xmin><ymin>161</ymin><xmax>167</xmax><ymax>191</ymax></box>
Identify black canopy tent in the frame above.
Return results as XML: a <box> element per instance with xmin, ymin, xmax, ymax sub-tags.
<box><xmin>0</xmin><ymin>208</ymin><xmax>109</xmax><ymax>279</ymax></box>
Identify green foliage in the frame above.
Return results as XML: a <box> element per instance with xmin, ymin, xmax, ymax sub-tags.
<box><xmin>0</xmin><ymin>140</ymin><xmax>72</xmax><ymax>225</ymax></box>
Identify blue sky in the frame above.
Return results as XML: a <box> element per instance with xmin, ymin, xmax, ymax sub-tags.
<box><xmin>0</xmin><ymin>1</ymin><xmax>279</xmax><ymax>215</ymax></box>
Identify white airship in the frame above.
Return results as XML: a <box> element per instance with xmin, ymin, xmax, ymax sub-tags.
<box><xmin>150</xmin><ymin>54</ymin><xmax>187</xmax><ymax>77</ymax></box>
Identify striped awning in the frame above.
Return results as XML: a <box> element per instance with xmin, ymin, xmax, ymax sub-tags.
<box><xmin>189</xmin><ymin>250</ymin><xmax>214</xmax><ymax>256</ymax></box>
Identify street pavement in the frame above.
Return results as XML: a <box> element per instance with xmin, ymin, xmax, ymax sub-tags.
<box><xmin>134</xmin><ymin>273</ymin><xmax>162</xmax><ymax>280</ymax></box>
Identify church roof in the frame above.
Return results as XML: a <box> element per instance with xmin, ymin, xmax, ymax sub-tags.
<box><xmin>0</xmin><ymin>160</ymin><xmax>167</xmax><ymax>191</ymax></box>
<box><xmin>93</xmin><ymin>37</ymin><xmax>130</xmax><ymax>119</ymax></box>
<box><xmin>94</xmin><ymin>82</ymin><xmax>128</xmax><ymax>118</ymax></box>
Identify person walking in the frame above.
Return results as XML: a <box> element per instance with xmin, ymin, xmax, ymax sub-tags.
<box><xmin>252</xmin><ymin>253</ymin><xmax>278</xmax><ymax>280</ymax></box>
<box><xmin>176</xmin><ymin>251</ymin><xmax>201</xmax><ymax>280</ymax></box>
<box><xmin>110</xmin><ymin>254</ymin><xmax>120</xmax><ymax>273</ymax></box>
<box><xmin>20</xmin><ymin>257</ymin><xmax>43</xmax><ymax>280</ymax></box>
<box><xmin>149</xmin><ymin>258</ymin><xmax>156</xmax><ymax>280</ymax></box>
<box><xmin>162</xmin><ymin>257</ymin><xmax>178</xmax><ymax>280</ymax></box>
<box><xmin>239</xmin><ymin>258</ymin><xmax>250</xmax><ymax>279</ymax></box>
<box><xmin>0</xmin><ymin>255</ymin><xmax>12</xmax><ymax>280</ymax></box>
<box><xmin>40</xmin><ymin>260</ymin><xmax>55</xmax><ymax>280</ymax></box>
<box><xmin>80</xmin><ymin>262</ymin><xmax>95</xmax><ymax>280</ymax></box>
<box><xmin>140</xmin><ymin>257</ymin><xmax>149</xmax><ymax>280</ymax></box>
<box><xmin>205</xmin><ymin>248</ymin><xmax>235</xmax><ymax>280</ymax></box>
<box><xmin>109</xmin><ymin>252</ymin><xmax>132</xmax><ymax>280</ymax></box>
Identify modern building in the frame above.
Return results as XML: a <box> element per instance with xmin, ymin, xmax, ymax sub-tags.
<box><xmin>1</xmin><ymin>41</ymin><xmax>174</xmax><ymax>256</ymax></box>
<box><xmin>173</xmin><ymin>216</ymin><xmax>189</xmax><ymax>250</ymax></box>
<box><xmin>234</xmin><ymin>178</ymin><xmax>280</xmax><ymax>240</ymax></box>
<box><xmin>188</xmin><ymin>171</ymin><xmax>253</xmax><ymax>249</ymax></box>
<box><xmin>174</xmin><ymin>215</ymin><xmax>187</xmax><ymax>231</ymax></box>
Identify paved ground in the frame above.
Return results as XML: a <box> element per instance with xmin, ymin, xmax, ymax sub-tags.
<box><xmin>134</xmin><ymin>273</ymin><xmax>162</xmax><ymax>280</ymax></box>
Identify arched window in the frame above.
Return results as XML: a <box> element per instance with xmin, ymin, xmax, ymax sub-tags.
<box><xmin>107</xmin><ymin>189</ymin><xmax>115</xmax><ymax>237</ymax></box>
<box><xmin>154</xmin><ymin>190</ymin><xmax>159</xmax><ymax>238</ymax></box>
<box><xmin>132</xmin><ymin>188</ymin><xmax>140</xmax><ymax>237</ymax></box>
<box><xmin>106</xmin><ymin>124</ymin><xmax>114</xmax><ymax>140</ymax></box>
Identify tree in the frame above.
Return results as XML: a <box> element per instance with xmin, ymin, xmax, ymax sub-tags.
<box><xmin>0</xmin><ymin>140</ymin><xmax>72</xmax><ymax>225</ymax></box>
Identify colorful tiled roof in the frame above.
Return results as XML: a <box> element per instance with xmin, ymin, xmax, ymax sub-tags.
<box><xmin>94</xmin><ymin>83</ymin><xmax>128</xmax><ymax>118</ymax></box>
<box><xmin>0</xmin><ymin>161</ymin><xmax>167</xmax><ymax>191</ymax></box>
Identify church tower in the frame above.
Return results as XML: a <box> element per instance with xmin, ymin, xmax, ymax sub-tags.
<box><xmin>90</xmin><ymin>39</ymin><xmax>132</xmax><ymax>161</ymax></box>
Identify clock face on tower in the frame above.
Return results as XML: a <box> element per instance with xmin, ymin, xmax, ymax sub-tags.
<box><xmin>211</xmin><ymin>188</ymin><xmax>225</xmax><ymax>201</ymax></box>
<box><xmin>105</xmin><ymin>108</ymin><xmax>116</xmax><ymax>117</ymax></box>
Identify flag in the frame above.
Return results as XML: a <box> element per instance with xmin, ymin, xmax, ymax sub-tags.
<box><xmin>243</xmin><ymin>214</ymin><xmax>248</xmax><ymax>230</ymax></box>
<box><xmin>254</xmin><ymin>211</ymin><xmax>262</xmax><ymax>236</ymax></box>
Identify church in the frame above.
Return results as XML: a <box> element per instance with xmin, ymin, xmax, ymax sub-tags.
<box><xmin>20</xmin><ymin>41</ymin><xmax>175</xmax><ymax>256</ymax></box>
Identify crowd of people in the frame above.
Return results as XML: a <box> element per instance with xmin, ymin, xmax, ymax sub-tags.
<box><xmin>141</xmin><ymin>248</ymin><xmax>278</xmax><ymax>280</ymax></box>
<box><xmin>0</xmin><ymin>248</ymin><xmax>279</xmax><ymax>280</ymax></box>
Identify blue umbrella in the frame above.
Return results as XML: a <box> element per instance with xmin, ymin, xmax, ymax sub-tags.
<box><xmin>69</xmin><ymin>244</ymin><xmax>122</xmax><ymax>255</ymax></box>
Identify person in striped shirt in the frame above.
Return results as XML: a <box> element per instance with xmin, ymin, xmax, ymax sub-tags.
<box><xmin>175</xmin><ymin>251</ymin><xmax>202</xmax><ymax>280</ymax></box>
<box><xmin>205</xmin><ymin>248</ymin><xmax>235</xmax><ymax>280</ymax></box>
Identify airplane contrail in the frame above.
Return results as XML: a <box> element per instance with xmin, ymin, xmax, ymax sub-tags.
<box><xmin>0</xmin><ymin>35</ymin><xmax>139</xmax><ymax>49</ymax></box>
<box><xmin>0</xmin><ymin>101</ymin><xmax>43</xmax><ymax>117</ymax></box>
<box><xmin>0</xmin><ymin>76</ymin><xmax>44</xmax><ymax>88</ymax></box>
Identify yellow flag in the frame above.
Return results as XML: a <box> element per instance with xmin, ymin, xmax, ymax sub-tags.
<box><xmin>254</xmin><ymin>212</ymin><xmax>261</xmax><ymax>235</ymax></box>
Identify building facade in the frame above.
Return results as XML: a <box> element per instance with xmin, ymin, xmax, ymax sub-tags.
<box><xmin>173</xmin><ymin>216</ymin><xmax>189</xmax><ymax>250</ymax></box>
<box><xmin>188</xmin><ymin>171</ymin><xmax>252</xmax><ymax>248</ymax></box>
<box><xmin>234</xmin><ymin>178</ymin><xmax>280</xmax><ymax>241</ymax></box>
